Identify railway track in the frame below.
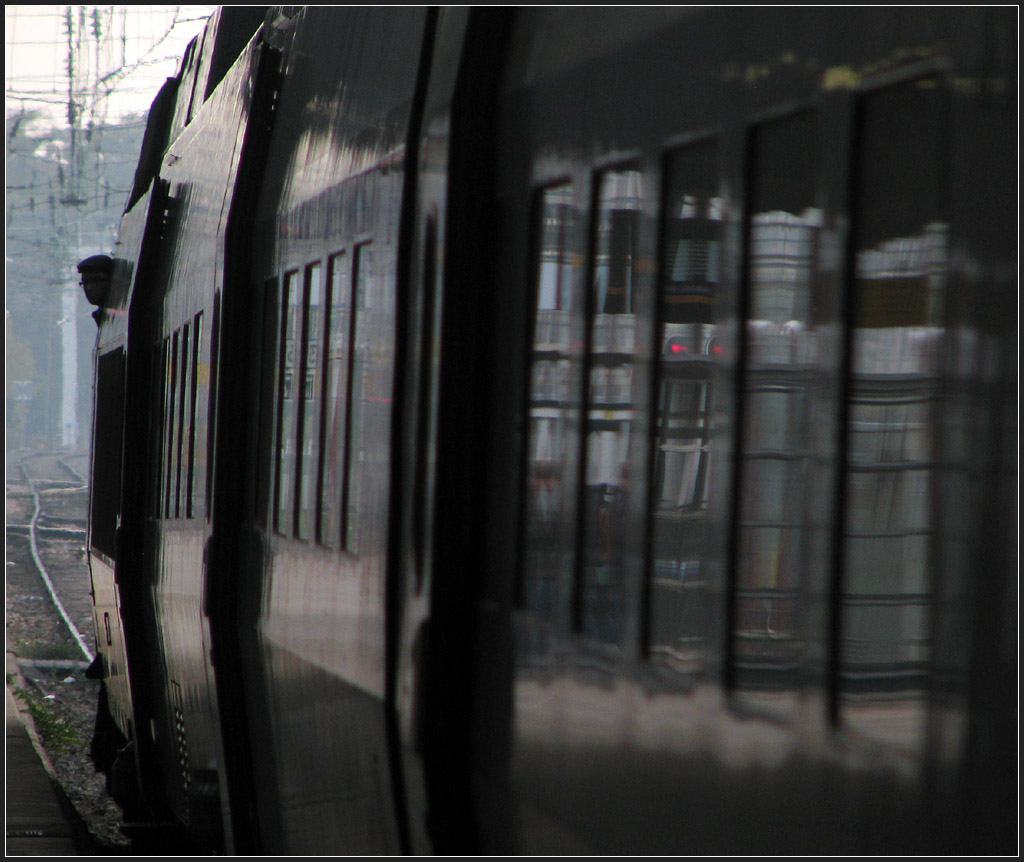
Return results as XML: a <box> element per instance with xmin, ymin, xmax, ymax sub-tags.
<box><xmin>8</xmin><ymin>453</ymin><xmax>93</xmax><ymax>663</ymax></box>
<box><xmin>6</xmin><ymin>450</ymin><xmax>129</xmax><ymax>851</ymax></box>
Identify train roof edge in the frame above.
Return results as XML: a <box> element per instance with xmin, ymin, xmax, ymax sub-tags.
<box><xmin>124</xmin><ymin>6</ymin><xmax>270</xmax><ymax>215</ymax></box>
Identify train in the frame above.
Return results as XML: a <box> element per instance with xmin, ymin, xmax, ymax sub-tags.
<box><xmin>77</xmin><ymin>6</ymin><xmax>1016</xmax><ymax>855</ymax></box>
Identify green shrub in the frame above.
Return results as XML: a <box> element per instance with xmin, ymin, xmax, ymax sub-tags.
<box><xmin>11</xmin><ymin>685</ymin><xmax>82</xmax><ymax>752</ymax></box>
<box><xmin>14</xmin><ymin>639</ymin><xmax>82</xmax><ymax>661</ymax></box>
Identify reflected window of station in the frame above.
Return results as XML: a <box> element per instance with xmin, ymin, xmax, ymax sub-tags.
<box><xmin>731</xmin><ymin>110</ymin><xmax>820</xmax><ymax>711</ymax></box>
<box><xmin>319</xmin><ymin>253</ymin><xmax>352</xmax><ymax>549</ymax></box>
<box><xmin>837</xmin><ymin>77</ymin><xmax>946</xmax><ymax>752</ymax></box>
<box><xmin>519</xmin><ymin>184</ymin><xmax>584</xmax><ymax>624</ymax></box>
<box><xmin>577</xmin><ymin>167</ymin><xmax>643</xmax><ymax>644</ymax></box>
<box><xmin>647</xmin><ymin>140</ymin><xmax>724</xmax><ymax>674</ymax></box>
<box><xmin>274</xmin><ymin>270</ymin><xmax>301</xmax><ymax>535</ymax></box>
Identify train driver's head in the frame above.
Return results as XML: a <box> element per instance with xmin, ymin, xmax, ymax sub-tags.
<box><xmin>77</xmin><ymin>254</ymin><xmax>114</xmax><ymax>308</ymax></box>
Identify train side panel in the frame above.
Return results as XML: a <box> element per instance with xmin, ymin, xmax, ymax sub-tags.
<box><xmin>123</xmin><ymin>27</ymin><xmax>264</xmax><ymax>848</ymax></box>
<box><xmin>215</xmin><ymin>7</ymin><xmax>431</xmax><ymax>853</ymax></box>
<box><xmin>82</xmin><ymin>6</ymin><xmax>1016</xmax><ymax>855</ymax></box>
<box><xmin>87</xmin><ymin>192</ymin><xmax>155</xmax><ymax>754</ymax></box>
<box><xmin>467</xmin><ymin>6</ymin><xmax>1016</xmax><ymax>854</ymax></box>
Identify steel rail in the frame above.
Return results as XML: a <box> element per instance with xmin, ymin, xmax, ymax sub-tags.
<box><xmin>18</xmin><ymin>458</ymin><xmax>94</xmax><ymax>663</ymax></box>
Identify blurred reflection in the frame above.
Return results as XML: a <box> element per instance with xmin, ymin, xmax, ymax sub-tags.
<box><xmin>649</xmin><ymin>141</ymin><xmax>722</xmax><ymax>673</ymax></box>
<box><xmin>521</xmin><ymin>185</ymin><xmax>582</xmax><ymax>622</ymax></box>
<box><xmin>276</xmin><ymin>270</ymin><xmax>301</xmax><ymax>533</ymax></box>
<box><xmin>319</xmin><ymin>253</ymin><xmax>351</xmax><ymax>548</ymax></box>
<box><xmin>254</xmin><ymin>279</ymin><xmax>279</xmax><ymax>524</ymax></box>
<box><xmin>579</xmin><ymin>168</ymin><xmax>642</xmax><ymax>643</ymax></box>
<box><xmin>733</xmin><ymin>112</ymin><xmax>819</xmax><ymax>706</ymax></box>
<box><xmin>165</xmin><ymin>332</ymin><xmax>179</xmax><ymax>517</ymax></box>
<box><xmin>347</xmin><ymin>244</ymin><xmax>392</xmax><ymax>556</ymax></box>
<box><xmin>296</xmin><ymin>262</ymin><xmax>322</xmax><ymax>540</ymax></box>
<box><xmin>839</xmin><ymin>78</ymin><xmax>945</xmax><ymax>751</ymax></box>
<box><xmin>175</xmin><ymin>321</ymin><xmax>192</xmax><ymax>519</ymax></box>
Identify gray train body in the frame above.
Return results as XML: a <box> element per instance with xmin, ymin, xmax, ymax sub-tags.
<box><xmin>82</xmin><ymin>6</ymin><xmax>1016</xmax><ymax>854</ymax></box>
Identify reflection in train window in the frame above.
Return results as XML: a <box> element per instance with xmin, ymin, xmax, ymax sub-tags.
<box><xmin>274</xmin><ymin>270</ymin><xmax>301</xmax><ymax>535</ymax></box>
<box><xmin>319</xmin><ymin>253</ymin><xmax>351</xmax><ymax>548</ymax></box>
<box><xmin>255</xmin><ymin>279</ymin><xmax>278</xmax><ymax>524</ymax></box>
<box><xmin>578</xmin><ymin>167</ymin><xmax>642</xmax><ymax>643</ymax></box>
<box><xmin>732</xmin><ymin>111</ymin><xmax>820</xmax><ymax>709</ymax></box>
<box><xmin>346</xmin><ymin>243</ymin><xmax>390</xmax><ymax>555</ymax></box>
<box><xmin>296</xmin><ymin>262</ymin><xmax>323</xmax><ymax>540</ymax></box>
<box><xmin>91</xmin><ymin>348</ymin><xmax>125</xmax><ymax>558</ymax></box>
<box><xmin>175</xmin><ymin>322</ymin><xmax>191</xmax><ymax>519</ymax></box>
<box><xmin>149</xmin><ymin>342</ymin><xmax>165</xmax><ymax>517</ymax></box>
<box><xmin>165</xmin><ymin>332</ymin><xmax>179</xmax><ymax>519</ymax></box>
<box><xmin>203</xmin><ymin>295</ymin><xmax>219</xmax><ymax>522</ymax></box>
<box><xmin>187</xmin><ymin>312</ymin><xmax>203</xmax><ymax>519</ymax></box>
<box><xmin>648</xmin><ymin>140</ymin><xmax>722</xmax><ymax>671</ymax></box>
<box><xmin>519</xmin><ymin>184</ymin><xmax>583</xmax><ymax>623</ymax></box>
<box><xmin>838</xmin><ymin>78</ymin><xmax>945</xmax><ymax>751</ymax></box>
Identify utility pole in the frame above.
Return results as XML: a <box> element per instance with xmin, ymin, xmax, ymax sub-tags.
<box><xmin>56</xmin><ymin>7</ymin><xmax>88</xmax><ymax>450</ymax></box>
<box><xmin>6</xmin><ymin>6</ymin><xmax>213</xmax><ymax>451</ymax></box>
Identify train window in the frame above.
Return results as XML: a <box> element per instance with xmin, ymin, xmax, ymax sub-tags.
<box><xmin>578</xmin><ymin>167</ymin><xmax>643</xmax><ymax>644</ymax></box>
<box><xmin>647</xmin><ymin>140</ymin><xmax>723</xmax><ymax>671</ymax></box>
<box><xmin>519</xmin><ymin>183</ymin><xmax>584</xmax><ymax>621</ymax></box>
<box><xmin>203</xmin><ymin>295</ymin><xmax>219</xmax><ymax>522</ymax></box>
<box><xmin>149</xmin><ymin>342</ymin><xmax>165</xmax><ymax>518</ymax></box>
<box><xmin>836</xmin><ymin>77</ymin><xmax>945</xmax><ymax>750</ymax></box>
<box><xmin>176</xmin><ymin>321</ymin><xmax>191</xmax><ymax>519</ymax></box>
<box><xmin>188</xmin><ymin>311</ymin><xmax>204</xmax><ymax>520</ymax></box>
<box><xmin>731</xmin><ymin>110</ymin><xmax>820</xmax><ymax>711</ymax></box>
<box><xmin>91</xmin><ymin>348</ymin><xmax>126</xmax><ymax>559</ymax></box>
<box><xmin>165</xmin><ymin>332</ymin><xmax>180</xmax><ymax>519</ymax></box>
<box><xmin>345</xmin><ymin>242</ymin><xmax>389</xmax><ymax>555</ymax></box>
<box><xmin>318</xmin><ymin>253</ymin><xmax>352</xmax><ymax>548</ymax></box>
<box><xmin>254</xmin><ymin>279</ymin><xmax>279</xmax><ymax>526</ymax></box>
<box><xmin>274</xmin><ymin>270</ymin><xmax>301</xmax><ymax>535</ymax></box>
<box><xmin>295</xmin><ymin>262</ymin><xmax>323</xmax><ymax>540</ymax></box>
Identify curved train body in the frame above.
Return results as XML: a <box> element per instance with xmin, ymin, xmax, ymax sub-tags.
<box><xmin>83</xmin><ymin>6</ymin><xmax>1016</xmax><ymax>854</ymax></box>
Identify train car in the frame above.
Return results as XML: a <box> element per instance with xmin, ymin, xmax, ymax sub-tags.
<box><xmin>80</xmin><ymin>6</ymin><xmax>1016</xmax><ymax>855</ymax></box>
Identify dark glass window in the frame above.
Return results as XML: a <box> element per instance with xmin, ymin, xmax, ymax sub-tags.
<box><xmin>275</xmin><ymin>270</ymin><xmax>301</xmax><ymax>534</ymax></box>
<box><xmin>837</xmin><ymin>78</ymin><xmax>945</xmax><ymax>750</ymax></box>
<box><xmin>255</xmin><ymin>279</ymin><xmax>278</xmax><ymax>524</ymax></box>
<box><xmin>91</xmin><ymin>348</ymin><xmax>126</xmax><ymax>558</ymax></box>
<box><xmin>296</xmin><ymin>262</ymin><xmax>323</xmax><ymax>540</ymax></box>
<box><xmin>732</xmin><ymin>111</ymin><xmax>820</xmax><ymax>708</ymax></box>
<box><xmin>187</xmin><ymin>311</ymin><xmax>203</xmax><ymax>520</ymax></box>
<box><xmin>345</xmin><ymin>243</ymin><xmax>386</xmax><ymax>554</ymax></box>
<box><xmin>319</xmin><ymin>253</ymin><xmax>352</xmax><ymax>547</ymax></box>
<box><xmin>149</xmin><ymin>342</ymin><xmax>165</xmax><ymax>517</ymax></box>
<box><xmin>578</xmin><ymin>168</ymin><xmax>643</xmax><ymax>644</ymax></box>
<box><xmin>648</xmin><ymin>141</ymin><xmax>723</xmax><ymax>671</ymax></box>
<box><xmin>519</xmin><ymin>184</ymin><xmax>584</xmax><ymax>622</ymax></box>
<box><xmin>175</xmin><ymin>322</ymin><xmax>191</xmax><ymax>519</ymax></box>
<box><xmin>203</xmin><ymin>294</ymin><xmax>219</xmax><ymax>522</ymax></box>
<box><xmin>164</xmin><ymin>333</ymin><xmax>179</xmax><ymax>519</ymax></box>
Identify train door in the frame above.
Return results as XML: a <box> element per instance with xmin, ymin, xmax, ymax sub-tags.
<box><xmin>385</xmin><ymin>8</ymin><xmax>519</xmax><ymax>854</ymax></box>
<box><xmin>100</xmin><ymin>180</ymin><xmax>181</xmax><ymax>820</ymax></box>
<box><xmin>210</xmin><ymin>9</ymin><xmax>438</xmax><ymax>854</ymax></box>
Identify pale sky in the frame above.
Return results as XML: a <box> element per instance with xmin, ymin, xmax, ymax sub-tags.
<box><xmin>5</xmin><ymin>5</ymin><xmax>216</xmax><ymax>130</ymax></box>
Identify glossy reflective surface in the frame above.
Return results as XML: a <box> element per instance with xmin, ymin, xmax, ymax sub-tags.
<box><xmin>86</xmin><ymin>6</ymin><xmax>1015</xmax><ymax>856</ymax></box>
<box><xmin>649</xmin><ymin>140</ymin><xmax>724</xmax><ymax>676</ymax></box>
<box><xmin>579</xmin><ymin>167</ymin><xmax>642</xmax><ymax>644</ymax></box>
<box><xmin>235</xmin><ymin>8</ymin><xmax>427</xmax><ymax>852</ymax></box>
<box><xmin>521</xmin><ymin>184</ymin><xmax>584</xmax><ymax>624</ymax></box>
<box><xmin>838</xmin><ymin>78</ymin><xmax>947</xmax><ymax>750</ymax></box>
<box><xmin>732</xmin><ymin>110</ymin><xmax>821</xmax><ymax>712</ymax></box>
<box><xmin>486</xmin><ymin>6</ymin><xmax>1016</xmax><ymax>856</ymax></box>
